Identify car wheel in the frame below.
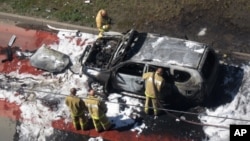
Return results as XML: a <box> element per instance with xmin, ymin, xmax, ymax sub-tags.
<box><xmin>187</xmin><ymin>93</ymin><xmax>205</xmax><ymax>106</ymax></box>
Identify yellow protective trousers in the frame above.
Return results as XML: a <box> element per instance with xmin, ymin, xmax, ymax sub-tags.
<box><xmin>71</xmin><ymin>113</ymin><xmax>88</xmax><ymax>130</ymax></box>
<box><xmin>97</xmin><ymin>25</ymin><xmax>110</xmax><ymax>38</ymax></box>
<box><xmin>92</xmin><ymin>114</ymin><xmax>111</xmax><ymax>132</ymax></box>
<box><xmin>144</xmin><ymin>96</ymin><xmax>158</xmax><ymax>116</ymax></box>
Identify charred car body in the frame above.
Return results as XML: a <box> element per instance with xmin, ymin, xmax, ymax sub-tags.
<box><xmin>81</xmin><ymin>29</ymin><xmax>219</xmax><ymax>104</ymax></box>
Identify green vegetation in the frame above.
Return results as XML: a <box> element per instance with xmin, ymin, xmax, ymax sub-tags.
<box><xmin>0</xmin><ymin>0</ymin><xmax>249</xmax><ymax>34</ymax></box>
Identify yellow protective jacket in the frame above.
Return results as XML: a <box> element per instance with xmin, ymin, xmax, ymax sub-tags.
<box><xmin>65</xmin><ymin>96</ymin><xmax>86</xmax><ymax>116</ymax></box>
<box><xmin>142</xmin><ymin>72</ymin><xmax>164</xmax><ymax>98</ymax></box>
<box><xmin>96</xmin><ymin>9</ymin><xmax>110</xmax><ymax>32</ymax></box>
<box><xmin>84</xmin><ymin>95</ymin><xmax>107</xmax><ymax>119</ymax></box>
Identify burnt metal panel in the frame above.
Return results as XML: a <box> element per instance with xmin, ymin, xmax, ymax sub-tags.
<box><xmin>131</xmin><ymin>33</ymin><xmax>206</xmax><ymax>68</ymax></box>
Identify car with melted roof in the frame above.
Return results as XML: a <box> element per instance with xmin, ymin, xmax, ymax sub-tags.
<box><xmin>80</xmin><ymin>29</ymin><xmax>219</xmax><ymax>104</ymax></box>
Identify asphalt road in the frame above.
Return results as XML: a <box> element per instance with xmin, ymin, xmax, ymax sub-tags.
<box><xmin>0</xmin><ymin>12</ymin><xmax>249</xmax><ymax>141</ymax></box>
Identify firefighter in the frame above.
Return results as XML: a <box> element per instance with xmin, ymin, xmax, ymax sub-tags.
<box><xmin>96</xmin><ymin>9</ymin><xmax>111</xmax><ymax>38</ymax></box>
<box><xmin>65</xmin><ymin>88</ymin><xmax>88</xmax><ymax>130</ymax></box>
<box><xmin>84</xmin><ymin>89</ymin><xmax>114</xmax><ymax>132</ymax></box>
<box><xmin>142</xmin><ymin>68</ymin><xmax>165</xmax><ymax>117</ymax></box>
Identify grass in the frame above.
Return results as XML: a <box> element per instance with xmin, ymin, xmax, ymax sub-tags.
<box><xmin>0</xmin><ymin>0</ymin><xmax>198</xmax><ymax>29</ymax></box>
<box><xmin>0</xmin><ymin>0</ymin><xmax>250</xmax><ymax>34</ymax></box>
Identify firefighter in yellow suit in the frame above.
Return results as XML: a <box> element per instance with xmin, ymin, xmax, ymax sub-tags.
<box><xmin>96</xmin><ymin>9</ymin><xmax>111</xmax><ymax>38</ymax></box>
<box><xmin>142</xmin><ymin>68</ymin><xmax>164</xmax><ymax>116</ymax></box>
<box><xmin>65</xmin><ymin>88</ymin><xmax>88</xmax><ymax>130</ymax></box>
<box><xmin>84</xmin><ymin>89</ymin><xmax>114</xmax><ymax>132</ymax></box>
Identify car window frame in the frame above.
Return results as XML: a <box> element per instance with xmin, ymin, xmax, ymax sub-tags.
<box><xmin>172</xmin><ymin>69</ymin><xmax>191</xmax><ymax>83</ymax></box>
<box><xmin>115</xmin><ymin>62</ymin><xmax>145</xmax><ymax>76</ymax></box>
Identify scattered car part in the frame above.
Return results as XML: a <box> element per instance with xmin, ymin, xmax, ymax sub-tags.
<box><xmin>30</xmin><ymin>44</ymin><xmax>70</xmax><ymax>73</ymax></box>
<box><xmin>1</xmin><ymin>35</ymin><xmax>16</xmax><ymax>63</ymax></box>
<box><xmin>47</xmin><ymin>24</ymin><xmax>81</xmax><ymax>37</ymax></box>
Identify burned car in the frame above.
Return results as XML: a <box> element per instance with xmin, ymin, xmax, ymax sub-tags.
<box><xmin>80</xmin><ymin>29</ymin><xmax>219</xmax><ymax>104</ymax></box>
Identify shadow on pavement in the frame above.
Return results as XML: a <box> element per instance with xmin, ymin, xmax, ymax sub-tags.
<box><xmin>204</xmin><ymin>64</ymin><xmax>244</xmax><ymax>109</ymax></box>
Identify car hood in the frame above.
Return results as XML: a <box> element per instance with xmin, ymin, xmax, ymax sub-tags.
<box><xmin>81</xmin><ymin>29</ymin><xmax>137</xmax><ymax>70</ymax></box>
<box><xmin>30</xmin><ymin>45</ymin><xmax>70</xmax><ymax>73</ymax></box>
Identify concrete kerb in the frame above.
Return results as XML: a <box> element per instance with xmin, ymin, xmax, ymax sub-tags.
<box><xmin>0</xmin><ymin>12</ymin><xmax>98</xmax><ymax>35</ymax></box>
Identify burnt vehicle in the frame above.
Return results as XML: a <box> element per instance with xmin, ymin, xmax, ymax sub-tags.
<box><xmin>80</xmin><ymin>29</ymin><xmax>219</xmax><ymax>104</ymax></box>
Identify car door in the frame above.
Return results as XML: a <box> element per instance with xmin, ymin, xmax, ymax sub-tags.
<box><xmin>147</xmin><ymin>65</ymin><xmax>173</xmax><ymax>100</ymax></box>
<box><xmin>111</xmin><ymin>62</ymin><xmax>145</xmax><ymax>95</ymax></box>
